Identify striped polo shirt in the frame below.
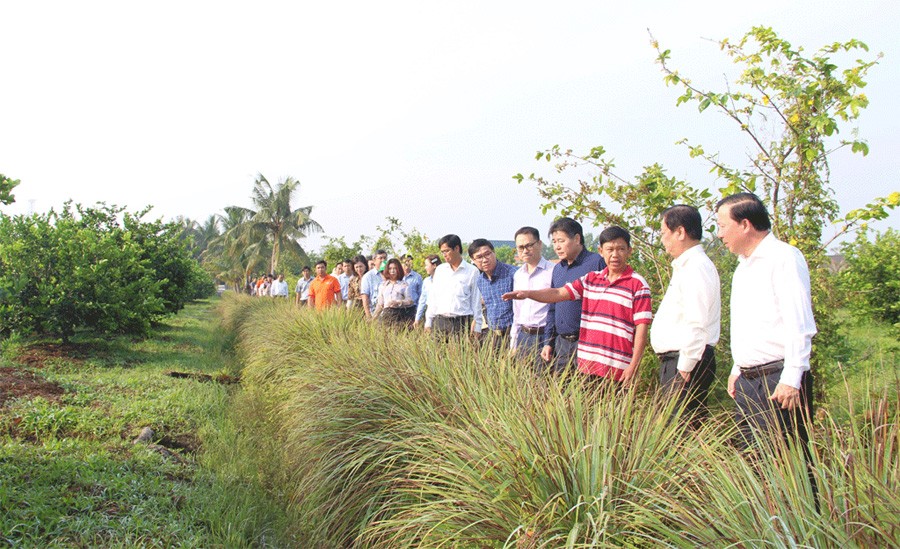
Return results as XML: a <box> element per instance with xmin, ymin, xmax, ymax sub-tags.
<box><xmin>565</xmin><ymin>266</ymin><xmax>653</xmax><ymax>380</ymax></box>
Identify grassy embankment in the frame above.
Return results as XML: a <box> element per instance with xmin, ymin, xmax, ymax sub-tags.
<box><xmin>217</xmin><ymin>293</ymin><xmax>898</xmax><ymax>547</ymax></box>
<box><xmin>2</xmin><ymin>295</ymin><xmax>897</xmax><ymax>547</ymax></box>
<box><xmin>0</xmin><ymin>299</ymin><xmax>295</xmax><ymax>547</ymax></box>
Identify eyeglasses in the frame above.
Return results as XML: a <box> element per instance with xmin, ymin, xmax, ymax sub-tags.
<box><xmin>472</xmin><ymin>249</ymin><xmax>495</xmax><ymax>261</ymax></box>
<box><xmin>516</xmin><ymin>241</ymin><xmax>539</xmax><ymax>252</ymax></box>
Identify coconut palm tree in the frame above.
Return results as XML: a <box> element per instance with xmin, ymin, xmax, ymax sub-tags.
<box><xmin>225</xmin><ymin>174</ymin><xmax>322</xmax><ymax>274</ymax></box>
<box><xmin>204</xmin><ymin>206</ymin><xmax>266</xmax><ymax>291</ymax></box>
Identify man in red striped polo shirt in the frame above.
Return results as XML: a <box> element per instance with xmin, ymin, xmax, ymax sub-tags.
<box><xmin>503</xmin><ymin>226</ymin><xmax>652</xmax><ymax>384</ymax></box>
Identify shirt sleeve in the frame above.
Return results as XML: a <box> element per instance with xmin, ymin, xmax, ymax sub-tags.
<box><xmin>775</xmin><ymin>248</ymin><xmax>817</xmax><ymax>388</ymax></box>
<box><xmin>416</xmin><ymin>282</ymin><xmax>428</xmax><ymax>322</ymax></box>
<box><xmin>676</xmin><ymin>268</ymin><xmax>718</xmax><ymax>372</ymax></box>
<box><xmin>469</xmin><ymin>275</ymin><xmax>483</xmax><ymax>332</ymax></box>
<box><xmin>633</xmin><ymin>280</ymin><xmax>653</xmax><ymax>325</ymax></box>
<box><xmin>424</xmin><ymin>275</ymin><xmax>436</xmax><ymax>328</ymax></box>
<box><xmin>565</xmin><ymin>277</ymin><xmax>584</xmax><ymax>300</ymax></box>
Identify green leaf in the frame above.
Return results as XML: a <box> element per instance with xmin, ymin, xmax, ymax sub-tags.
<box><xmin>698</xmin><ymin>98</ymin><xmax>712</xmax><ymax>112</ymax></box>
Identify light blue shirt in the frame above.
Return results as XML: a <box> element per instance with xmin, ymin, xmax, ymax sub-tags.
<box><xmin>337</xmin><ymin>273</ymin><xmax>350</xmax><ymax>300</ymax></box>
<box><xmin>360</xmin><ymin>270</ymin><xmax>383</xmax><ymax>312</ymax></box>
<box><xmin>415</xmin><ymin>276</ymin><xmax>432</xmax><ymax>322</ymax></box>
<box><xmin>403</xmin><ymin>270</ymin><xmax>424</xmax><ymax>305</ymax></box>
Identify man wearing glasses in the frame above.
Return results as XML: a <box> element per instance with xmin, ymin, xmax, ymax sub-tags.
<box><xmin>469</xmin><ymin>238</ymin><xmax>516</xmax><ymax>350</ymax></box>
<box><xmin>510</xmin><ymin>227</ymin><xmax>554</xmax><ymax>370</ymax></box>
<box><xmin>543</xmin><ymin>217</ymin><xmax>606</xmax><ymax>374</ymax></box>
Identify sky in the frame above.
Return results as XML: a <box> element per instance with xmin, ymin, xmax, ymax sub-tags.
<box><xmin>1</xmin><ymin>1</ymin><xmax>898</xmax><ymax>254</ymax></box>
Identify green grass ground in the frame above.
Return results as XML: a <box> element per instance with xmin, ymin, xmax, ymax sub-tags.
<box><xmin>0</xmin><ymin>299</ymin><xmax>293</xmax><ymax>548</ymax></box>
<box><xmin>1</xmin><ymin>298</ymin><xmax>896</xmax><ymax>547</ymax></box>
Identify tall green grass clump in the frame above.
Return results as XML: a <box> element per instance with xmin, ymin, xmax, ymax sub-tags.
<box><xmin>219</xmin><ymin>294</ymin><xmax>900</xmax><ymax>547</ymax></box>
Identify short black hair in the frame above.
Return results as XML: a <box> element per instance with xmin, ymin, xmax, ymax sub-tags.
<box><xmin>315</xmin><ymin>260</ymin><xmax>327</xmax><ymax>268</ymax></box>
<box><xmin>438</xmin><ymin>234</ymin><xmax>462</xmax><ymax>254</ymax></box>
<box><xmin>375</xmin><ymin>249</ymin><xmax>387</xmax><ymax>256</ymax></box>
<box><xmin>468</xmin><ymin>238</ymin><xmax>494</xmax><ymax>258</ymax></box>
<box><xmin>662</xmin><ymin>205</ymin><xmax>703</xmax><ymax>241</ymax></box>
<box><xmin>598</xmin><ymin>225</ymin><xmax>631</xmax><ymax>247</ymax></box>
<box><xmin>302</xmin><ymin>266</ymin><xmax>311</xmax><ymax>272</ymax></box>
<box><xmin>342</xmin><ymin>258</ymin><xmax>352</xmax><ymax>264</ymax></box>
<box><xmin>715</xmin><ymin>192</ymin><xmax>771</xmax><ymax>231</ymax></box>
<box><xmin>514</xmin><ymin>226</ymin><xmax>540</xmax><ymax>241</ymax></box>
<box><xmin>548</xmin><ymin>217</ymin><xmax>584</xmax><ymax>246</ymax></box>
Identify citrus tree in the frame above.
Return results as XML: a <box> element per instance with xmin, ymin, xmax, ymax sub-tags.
<box><xmin>515</xmin><ymin>26</ymin><xmax>897</xmax><ymax>392</ymax></box>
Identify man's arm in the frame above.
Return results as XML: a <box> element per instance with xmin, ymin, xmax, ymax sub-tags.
<box><xmin>333</xmin><ymin>280</ymin><xmax>343</xmax><ymax>307</ymax></box>
<box><xmin>469</xmin><ymin>281</ymin><xmax>483</xmax><ymax>333</ymax></box>
<box><xmin>770</xmin><ymin>249</ymin><xmax>817</xmax><ymax>409</ymax></box>
<box><xmin>621</xmin><ymin>323</ymin><xmax>649</xmax><ymax>385</ymax></box>
<box><xmin>676</xmin><ymin>269</ymin><xmax>720</xmax><ymax>378</ymax></box>
<box><xmin>502</xmin><ymin>287</ymin><xmax>571</xmax><ymax>303</ymax></box>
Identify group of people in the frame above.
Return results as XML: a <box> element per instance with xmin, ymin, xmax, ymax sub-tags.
<box><xmin>251</xmin><ymin>192</ymin><xmax>817</xmax><ymax>456</ymax></box>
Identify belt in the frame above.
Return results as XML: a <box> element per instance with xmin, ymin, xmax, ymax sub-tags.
<box><xmin>739</xmin><ymin>359</ymin><xmax>784</xmax><ymax>380</ymax></box>
<box><xmin>520</xmin><ymin>325</ymin><xmax>545</xmax><ymax>335</ymax></box>
<box><xmin>559</xmin><ymin>333</ymin><xmax>579</xmax><ymax>342</ymax></box>
<box><xmin>658</xmin><ymin>345</ymin><xmax>714</xmax><ymax>362</ymax></box>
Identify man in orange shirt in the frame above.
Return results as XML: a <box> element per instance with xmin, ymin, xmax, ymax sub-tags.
<box><xmin>308</xmin><ymin>260</ymin><xmax>343</xmax><ymax>310</ymax></box>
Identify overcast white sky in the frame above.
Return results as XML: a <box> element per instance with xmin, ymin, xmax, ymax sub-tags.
<box><xmin>1</xmin><ymin>1</ymin><xmax>897</xmax><ymax>253</ymax></box>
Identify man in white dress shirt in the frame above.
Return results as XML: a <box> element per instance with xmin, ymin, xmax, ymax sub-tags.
<box><xmin>716</xmin><ymin>192</ymin><xmax>817</xmax><ymax>448</ymax></box>
<box><xmin>510</xmin><ymin>226</ymin><xmax>554</xmax><ymax>370</ymax></box>
<box><xmin>424</xmin><ymin>234</ymin><xmax>483</xmax><ymax>339</ymax></box>
<box><xmin>651</xmin><ymin>205</ymin><xmax>720</xmax><ymax>421</ymax></box>
<box><xmin>269</xmin><ymin>273</ymin><xmax>289</xmax><ymax>298</ymax></box>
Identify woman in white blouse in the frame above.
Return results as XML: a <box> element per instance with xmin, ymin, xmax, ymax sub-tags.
<box><xmin>372</xmin><ymin>258</ymin><xmax>416</xmax><ymax>326</ymax></box>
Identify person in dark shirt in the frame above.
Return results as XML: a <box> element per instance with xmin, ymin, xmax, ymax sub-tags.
<box><xmin>542</xmin><ymin>217</ymin><xmax>606</xmax><ymax>373</ymax></box>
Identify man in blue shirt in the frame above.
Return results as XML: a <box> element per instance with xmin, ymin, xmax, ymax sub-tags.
<box><xmin>469</xmin><ymin>238</ymin><xmax>515</xmax><ymax>351</ymax></box>
<box><xmin>401</xmin><ymin>255</ymin><xmax>424</xmax><ymax>305</ymax></box>
<box><xmin>543</xmin><ymin>217</ymin><xmax>606</xmax><ymax>373</ymax></box>
<box><xmin>361</xmin><ymin>249</ymin><xmax>387</xmax><ymax>318</ymax></box>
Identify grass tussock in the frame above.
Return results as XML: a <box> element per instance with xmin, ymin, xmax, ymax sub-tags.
<box><xmin>220</xmin><ymin>293</ymin><xmax>900</xmax><ymax>548</ymax></box>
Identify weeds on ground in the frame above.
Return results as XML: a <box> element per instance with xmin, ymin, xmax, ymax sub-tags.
<box><xmin>0</xmin><ymin>298</ymin><xmax>292</xmax><ymax>548</ymax></box>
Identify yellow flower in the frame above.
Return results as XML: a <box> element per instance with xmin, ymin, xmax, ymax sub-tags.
<box><xmin>789</xmin><ymin>113</ymin><xmax>800</xmax><ymax>124</ymax></box>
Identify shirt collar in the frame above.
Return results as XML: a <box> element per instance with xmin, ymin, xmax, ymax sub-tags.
<box><xmin>672</xmin><ymin>243</ymin><xmax>704</xmax><ymax>269</ymax></box>
<box><xmin>598</xmin><ymin>265</ymin><xmax>634</xmax><ymax>282</ymax></box>
<box><xmin>564</xmin><ymin>247</ymin><xmax>590</xmax><ymax>268</ymax></box>
<box><xmin>481</xmin><ymin>261</ymin><xmax>513</xmax><ymax>280</ymax></box>
<box><xmin>739</xmin><ymin>231</ymin><xmax>776</xmax><ymax>262</ymax></box>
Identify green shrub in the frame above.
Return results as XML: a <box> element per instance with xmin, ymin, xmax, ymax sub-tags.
<box><xmin>0</xmin><ymin>203</ymin><xmax>210</xmax><ymax>339</ymax></box>
<box><xmin>839</xmin><ymin>228</ymin><xmax>900</xmax><ymax>328</ymax></box>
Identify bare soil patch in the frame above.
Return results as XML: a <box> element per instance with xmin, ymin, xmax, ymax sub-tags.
<box><xmin>15</xmin><ymin>342</ymin><xmax>92</xmax><ymax>369</ymax></box>
<box><xmin>0</xmin><ymin>367</ymin><xmax>66</xmax><ymax>406</ymax></box>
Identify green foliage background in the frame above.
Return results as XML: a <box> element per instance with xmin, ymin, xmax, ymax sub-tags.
<box><xmin>839</xmin><ymin>228</ymin><xmax>900</xmax><ymax>328</ymax></box>
<box><xmin>0</xmin><ymin>203</ymin><xmax>212</xmax><ymax>340</ymax></box>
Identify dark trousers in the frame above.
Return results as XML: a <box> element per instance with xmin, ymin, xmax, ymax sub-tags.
<box><xmin>516</xmin><ymin>330</ymin><xmax>546</xmax><ymax>372</ymax></box>
<box><xmin>432</xmin><ymin>315</ymin><xmax>473</xmax><ymax>339</ymax></box>
<box><xmin>734</xmin><ymin>365</ymin><xmax>817</xmax><ymax>507</ymax></box>
<box><xmin>483</xmin><ymin>326</ymin><xmax>510</xmax><ymax>353</ymax></box>
<box><xmin>380</xmin><ymin>306</ymin><xmax>415</xmax><ymax>327</ymax></box>
<box><xmin>551</xmin><ymin>335</ymin><xmax>578</xmax><ymax>374</ymax></box>
<box><xmin>659</xmin><ymin>345</ymin><xmax>716</xmax><ymax>423</ymax></box>
<box><xmin>734</xmin><ymin>365</ymin><xmax>813</xmax><ymax>449</ymax></box>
